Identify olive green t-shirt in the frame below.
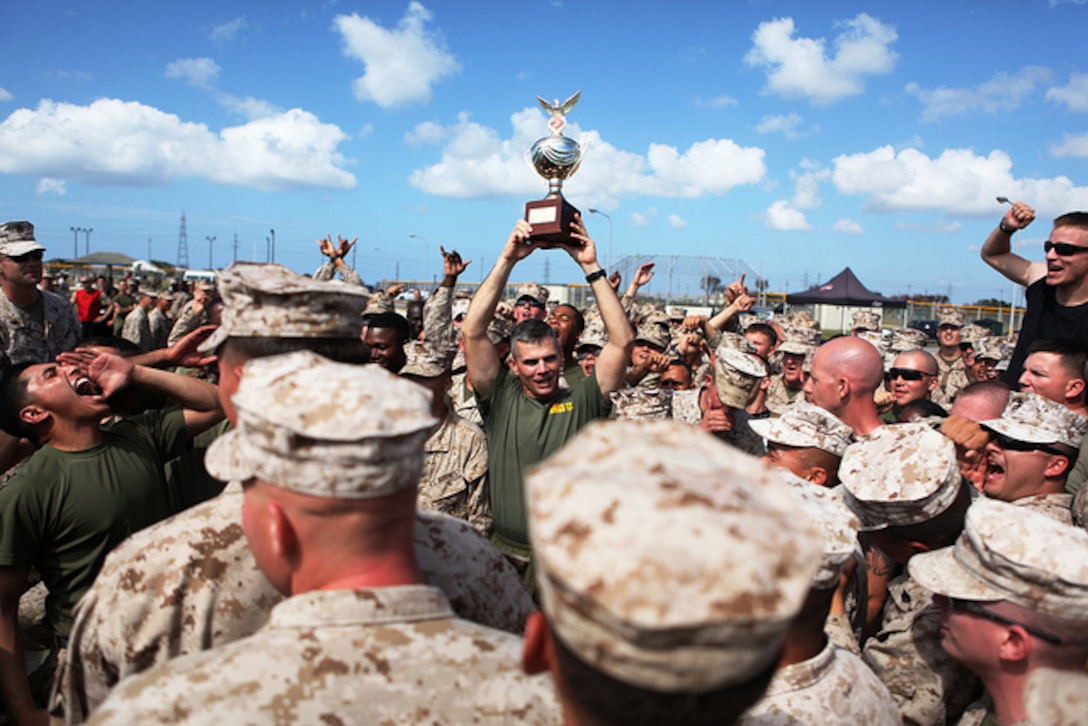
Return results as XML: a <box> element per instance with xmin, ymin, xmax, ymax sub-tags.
<box><xmin>0</xmin><ymin>407</ymin><xmax>188</xmax><ymax>636</ymax></box>
<box><xmin>478</xmin><ymin>367</ymin><xmax>610</xmax><ymax>545</ymax></box>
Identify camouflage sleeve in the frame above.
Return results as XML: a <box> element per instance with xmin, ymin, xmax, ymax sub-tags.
<box><xmin>620</xmin><ymin>291</ymin><xmax>640</xmax><ymax>325</ymax></box>
<box><xmin>1066</xmin><ymin>435</ymin><xmax>1088</xmax><ymax>498</ymax></box>
<box><xmin>423</xmin><ymin>286</ymin><xmax>454</xmax><ymax>345</ymax></box>
<box><xmin>166</xmin><ymin>303</ymin><xmax>203</xmax><ymax>347</ymax></box>
<box><xmin>336</xmin><ymin>261</ymin><xmax>365</xmax><ymax>288</ymax></box>
<box><xmin>312</xmin><ymin>260</ymin><xmax>336</xmax><ymax>282</ymax></box>
<box><xmin>464</xmin><ymin>435</ymin><xmax>492</xmax><ymax>538</ymax></box>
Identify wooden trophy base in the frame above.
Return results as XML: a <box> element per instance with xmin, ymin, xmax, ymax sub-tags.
<box><xmin>525</xmin><ymin>195</ymin><xmax>578</xmax><ymax>247</ymax></box>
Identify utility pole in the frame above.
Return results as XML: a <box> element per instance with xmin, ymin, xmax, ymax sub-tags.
<box><xmin>206</xmin><ymin>236</ymin><xmax>216</xmax><ymax>269</ymax></box>
<box><xmin>83</xmin><ymin>228</ymin><xmax>93</xmax><ymax>255</ymax></box>
<box><xmin>70</xmin><ymin>227</ymin><xmax>84</xmax><ymax>259</ymax></box>
<box><xmin>232</xmin><ymin>233</ymin><xmax>239</xmax><ymax>263</ymax></box>
<box><xmin>147</xmin><ymin>236</ymin><xmax>152</xmax><ymax>261</ymax></box>
<box><xmin>177</xmin><ymin>212</ymin><xmax>190</xmax><ymax>269</ymax></box>
<box><xmin>269</xmin><ymin>229</ymin><xmax>276</xmax><ymax>263</ymax></box>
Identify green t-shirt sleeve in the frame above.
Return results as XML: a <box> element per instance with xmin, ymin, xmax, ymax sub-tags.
<box><xmin>124</xmin><ymin>406</ymin><xmax>190</xmax><ymax>464</ymax></box>
<box><xmin>0</xmin><ymin>477</ymin><xmax>46</xmax><ymax>569</ymax></box>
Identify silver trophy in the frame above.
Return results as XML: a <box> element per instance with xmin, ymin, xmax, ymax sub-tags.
<box><xmin>525</xmin><ymin>91</ymin><xmax>583</xmax><ymax>242</ymax></box>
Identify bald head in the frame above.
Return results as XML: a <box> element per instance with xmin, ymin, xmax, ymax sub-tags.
<box><xmin>817</xmin><ymin>337</ymin><xmax>884</xmax><ymax>394</ymax></box>
<box><xmin>949</xmin><ymin>380</ymin><xmax>1011</xmax><ymax>423</ymax></box>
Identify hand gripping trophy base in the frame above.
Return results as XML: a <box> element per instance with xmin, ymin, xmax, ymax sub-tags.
<box><xmin>525</xmin><ymin>193</ymin><xmax>578</xmax><ymax>246</ymax></box>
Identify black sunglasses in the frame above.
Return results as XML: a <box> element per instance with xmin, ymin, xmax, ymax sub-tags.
<box><xmin>515</xmin><ymin>298</ymin><xmax>544</xmax><ymax>309</ymax></box>
<box><xmin>6</xmin><ymin>250</ymin><xmax>44</xmax><ymax>263</ymax></box>
<box><xmin>888</xmin><ymin>367</ymin><xmax>934</xmax><ymax>381</ymax></box>
<box><xmin>1044</xmin><ymin>240</ymin><xmax>1088</xmax><ymax>256</ymax></box>
<box><xmin>949</xmin><ymin>598</ymin><xmax>1062</xmax><ymax>645</ymax></box>
<box><xmin>986</xmin><ymin>429</ymin><xmax>1066</xmax><ymax>458</ymax></box>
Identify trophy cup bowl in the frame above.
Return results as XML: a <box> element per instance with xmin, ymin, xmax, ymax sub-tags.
<box><xmin>525</xmin><ymin>92</ymin><xmax>584</xmax><ymax>245</ymax></box>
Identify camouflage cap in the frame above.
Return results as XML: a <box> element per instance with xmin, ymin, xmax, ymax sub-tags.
<box><xmin>910</xmin><ymin>498</ymin><xmax>1088</xmax><ymax>620</ymax></box>
<box><xmin>974</xmin><ymin>337</ymin><xmax>1003</xmax><ymax>362</ymax></box>
<box><xmin>486</xmin><ymin>316</ymin><xmax>512</xmax><ymax>346</ymax></box>
<box><xmin>205</xmin><ymin>350</ymin><xmax>436</xmax><ymax>499</ymax></box>
<box><xmin>643</xmin><ymin>310</ymin><xmax>671</xmax><ymax>329</ymax></box>
<box><xmin>856</xmin><ymin>329</ymin><xmax>888</xmax><ymax>357</ymax></box>
<box><xmin>777</xmin><ymin>327</ymin><xmax>817</xmax><ymax>356</ymax></box>
<box><xmin>937</xmin><ymin>306</ymin><xmax>965</xmax><ymax>328</ymax></box>
<box><xmin>667</xmin><ymin>306</ymin><xmax>687</xmax><ymax>321</ymax></box>
<box><xmin>749</xmin><ymin>400</ymin><xmax>854</xmax><ymax>458</ymax></box>
<box><xmin>361</xmin><ymin>292</ymin><xmax>393</xmax><ymax>316</ymax></box>
<box><xmin>737</xmin><ymin>313</ymin><xmax>761</xmax><ymax>331</ymax></box>
<box><xmin>515</xmin><ymin>281</ymin><xmax>549</xmax><ymax>304</ymax></box>
<box><xmin>0</xmin><ymin>221</ymin><xmax>45</xmax><ymax>257</ymax></box>
<box><xmin>1024</xmin><ymin>668</ymin><xmax>1088</xmax><ymax>725</ymax></box>
<box><xmin>890</xmin><ymin>327</ymin><xmax>928</xmax><ymax>352</ymax></box>
<box><xmin>527</xmin><ymin>419</ymin><xmax>822</xmax><ymax>693</ymax></box>
<box><xmin>634</xmin><ymin>321</ymin><xmax>670</xmax><ymax>352</ymax></box>
<box><xmin>199</xmin><ymin>262</ymin><xmax>369</xmax><ymax>353</ymax></box>
<box><xmin>778</xmin><ymin>470</ymin><xmax>860</xmax><ymax>590</ymax></box>
<box><xmin>959</xmin><ymin>324</ymin><xmax>992</xmax><ymax>345</ymax></box>
<box><xmin>840</xmin><ymin>423</ymin><xmax>961</xmax><ymax>531</ymax></box>
<box><xmin>575</xmin><ymin>326</ymin><xmax>607</xmax><ymax>351</ymax></box>
<box><xmin>196</xmin><ymin>279</ymin><xmax>217</xmax><ymax>293</ymax></box>
<box><xmin>790</xmin><ymin>311</ymin><xmax>817</xmax><ymax>328</ymax></box>
<box><xmin>713</xmin><ymin>346</ymin><xmax>767</xmax><ymax>409</ymax></box>
<box><xmin>451</xmin><ymin>298</ymin><xmax>470</xmax><ymax>320</ymax></box>
<box><xmin>982</xmin><ymin>391</ymin><xmax>1088</xmax><ymax>450</ymax></box>
<box><xmin>399</xmin><ymin>340</ymin><xmax>456</xmax><ymax>378</ymax></box>
<box><xmin>851</xmin><ymin>310</ymin><xmax>881</xmax><ymax>332</ymax></box>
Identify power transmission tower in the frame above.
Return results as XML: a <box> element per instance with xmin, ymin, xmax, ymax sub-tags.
<box><xmin>177</xmin><ymin>212</ymin><xmax>190</xmax><ymax>269</ymax></box>
<box><xmin>542</xmin><ymin>258</ymin><xmax>551</xmax><ymax>284</ymax></box>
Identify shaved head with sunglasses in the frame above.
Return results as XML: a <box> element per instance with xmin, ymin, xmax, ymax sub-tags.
<box><xmin>910</xmin><ymin>498</ymin><xmax>1088</xmax><ymax>726</ymax></box>
<box><xmin>981</xmin><ymin>201</ymin><xmax>1088</xmax><ymax>384</ymax></box>
<box><xmin>888</xmin><ymin>349</ymin><xmax>939</xmax><ymax>410</ymax></box>
<box><xmin>0</xmin><ymin>220</ymin><xmax>80</xmax><ymax>368</ymax></box>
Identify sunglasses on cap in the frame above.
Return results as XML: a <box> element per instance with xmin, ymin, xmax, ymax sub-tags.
<box><xmin>515</xmin><ymin>298</ymin><xmax>544</xmax><ymax>309</ymax></box>
<box><xmin>985</xmin><ymin>429</ymin><xmax>1066</xmax><ymax>457</ymax></box>
<box><xmin>6</xmin><ymin>250</ymin><xmax>44</xmax><ymax>263</ymax></box>
<box><xmin>888</xmin><ymin>367</ymin><xmax>934</xmax><ymax>381</ymax></box>
<box><xmin>1044</xmin><ymin>240</ymin><xmax>1088</xmax><ymax>256</ymax></box>
<box><xmin>948</xmin><ymin>598</ymin><xmax>1062</xmax><ymax>645</ymax></box>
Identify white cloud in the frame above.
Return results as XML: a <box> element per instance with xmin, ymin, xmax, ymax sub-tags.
<box><xmin>215</xmin><ymin>94</ymin><xmax>281</xmax><ymax>120</ymax></box>
<box><xmin>755</xmin><ymin>112</ymin><xmax>803</xmax><ymax>139</ymax></box>
<box><xmin>668</xmin><ymin>214</ymin><xmax>687</xmax><ymax>229</ymax></box>
<box><xmin>408</xmin><ymin>107</ymin><xmax>767</xmax><ymax>207</ymax></box>
<box><xmin>334</xmin><ymin>2</ymin><xmax>459</xmax><ymax>108</ymax></box>
<box><xmin>404</xmin><ymin>121</ymin><xmax>448</xmax><ymax>146</ymax></box>
<box><xmin>0</xmin><ymin>88</ymin><xmax>12</xmax><ymax>102</ymax></box>
<box><xmin>1049</xmin><ymin>0</ymin><xmax>1087</xmax><ymax>6</ymax></box>
<box><xmin>833</xmin><ymin>218</ymin><xmax>863</xmax><ymax>234</ymax></box>
<box><xmin>630</xmin><ymin>211</ymin><xmax>652</xmax><ymax>227</ymax></box>
<box><xmin>905</xmin><ymin>66</ymin><xmax>1051</xmax><ymax>122</ymax></box>
<box><xmin>1046</xmin><ymin>71</ymin><xmax>1088</xmax><ymax>112</ymax></box>
<box><xmin>693</xmin><ymin>95</ymin><xmax>738</xmax><ymax>108</ymax></box>
<box><xmin>165</xmin><ymin>57</ymin><xmax>221</xmax><ymax>89</ymax></box>
<box><xmin>0</xmin><ymin>98</ymin><xmax>355</xmax><ymax>191</ymax></box>
<box><xmin>791</xmin><ymin>166</ymin><xmax>829</xmax><ymax>209</ymax></box>
<box><xmin>744</xmin><ymin>14</ymin><xmax>898</xmax><ymax>106</ymax></box>
<box><xmin>831</xmin><ymin>144</ymin><xmax>1088</xmax><ymax>216</ymax></box>
<box><xmin>210</xmin><ymin>16</ymin><xmax>249</xmax><ymax>44</ymax></box>
<box><xmin>35</xmin><ymin>178</ymin><xmax>66</xmax><ymax>196</ymax></box>
<box><xmin>764</xmin><ymin>200</ymin><xmax>811</xmax><ymax>230</ymax></box>
<box><xmin>1052</xmin><ymin>132</ymin><xmax>1088</xmax><ymax>158</ymax></box>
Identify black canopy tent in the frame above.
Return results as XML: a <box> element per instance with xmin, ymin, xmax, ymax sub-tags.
<box><xmin>785</xmin><ymin>267</ymin><xmax>905</xmax><ymax>333</ymax></box>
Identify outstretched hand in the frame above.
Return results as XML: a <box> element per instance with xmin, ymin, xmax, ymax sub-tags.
<box><xmin>1001</xmin><ymin>201</ymin><xmax>1036</xmax><ymax>233</ymax></box>
<box><xmin>336</xmin><ymin>235</ymin><xmax>356</xmax><ymax>259</ymax></box>
<box><xmin>632</xmin><ymin>262</ymin><xmax>655</xmax><ymax>288</ymax></box>
<box><xmin>560</xmin><ymin>214</ymin><xmax>598</xmax><ymax>268</ymax></box>
<box><xmin>440</xmin><ymin>245</ymin><xmax>472</xmax><ymax>277</ymax></box>
<box><xmin>56</xmin><ymin>350</ymin><xmax>135</xmax><ymax>400</ymax></box>
<box><xmin>726</xmin><ymin>273</ymin><xmax>748</xmax><ymax>304</ymax></box>
<box><xmin>499</xmin><ymin>220</ymin><xmax>543</xmax><ymax>263</ymax></box>
<box><xmin>168</xmin><ymin>324</ymin><xmax>219</xmax><ymax>368</ymax></box>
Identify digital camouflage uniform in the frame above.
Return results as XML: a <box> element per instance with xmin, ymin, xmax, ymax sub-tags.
<box><xmin>862</xmin><ymin>574</ymin><xmax>978</xmax><ymax>726</ymax></box>
<box><xmin>89</xmin><ymin>586</ymin><xmax>559</xmax><ymax>725</ymax></box>
<box><xmin>312</xmin><ymin>258</ymin><xmax>366</xmax><ymax>289</ymax></box>
<box><xmin>148</xmin><ymin>306</ymin><xmax>170</xmax><ymax>350</ymax></box>
<box><xmin>609</xmin><ymin>386</ymin><xmax>673</xmax><ymax>420</ymax></box>
<box><xmin>1011</xmin><ymin>491</ymin><xmax>1073</xmax><ymax>525</ymax></box>
<box><xmin>417</xmin><ymin>412</ymin><xmax>492</xmax><ymax>537</ymax></box>
<box><xmin>0</xmin><ymin>287</ymin><xmax>79</xmax><ymax>366</ymax></box>
<box><xmin>933</xmin><ymin>353</ymin><xmax>970</xmax><ymax>409</ymax></box>
<box><xmin>53</xmin><ymin>483</ymin><xmax>535</xmax><ymax>722</ymax></box>
<box><xmin>120</xmin><ymin>305</ymin><xmax>152</xmax><ymax>352</ymax></box>
<box><xmin>737</xmin><ymin>641</ymin><xmax>899</xmax><ymax>725</ymax></box>
<box><xmin>166</xmin><ymin>300</ymin><xmax>206</xmax><ymax>347</ymax></box>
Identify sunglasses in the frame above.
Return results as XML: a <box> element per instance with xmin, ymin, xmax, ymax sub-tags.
<box><xmin>888</xmin><ymin>367</ymin><xmax>934</xmax><ymax>381</ymax></box>
<box><xmin>1044</xmin><ymin>240</ymin><xmax>1088</xmax><ymax>256</ymax></box>
<box><xmin>948</xmin><ymin>598</ymin><xmax>1062</xmax><ymax>645</ymax></box>
<box><xmin>515</xmin><ymin>298</ymin><xmax>544</xmax><ymax>309</ymax></box>
<box><xmin>986</xmin><ymin>430</ymin><xmax>1065</xmax><ymax>457</ymax></box>
<box><xmin>6</xmin><ymin>250</ymin><xmax>44</xmax><ymax>263</ymax></box>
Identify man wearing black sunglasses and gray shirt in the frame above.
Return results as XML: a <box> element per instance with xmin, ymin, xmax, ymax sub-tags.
<box><xmin>0</xmin><ymin>221</ymin><xmax>79</xmax><ymax>368</ymax></box>
<box><xmin>982</xmin><ymin>201</ymin><xmax>1088</xmax><ymax>384</ymax></box>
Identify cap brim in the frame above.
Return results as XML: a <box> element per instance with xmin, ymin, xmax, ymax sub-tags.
<box><xmin>908</xmin><ymin>546</ymin><xmax>1007</xmax><ymax>602</ymax></box>
<box><xmin>204</xmin><ymin>429</ymin><xmax>255</xmax><ymax>483</ymax></box>
<box><xmin>981</xmin><ymin>419</ymin><xmax>1057</xmax><ymax>445</ymax></box>
<box><xmin>197</xmin><ymin>325</ymin><xmax>229</xmax><ymax>354</ymax></box>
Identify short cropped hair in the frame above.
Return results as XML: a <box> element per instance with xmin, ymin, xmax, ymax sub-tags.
<box><xmin>366</xmin><ymin>312</ymin><xmax>411</xmax><ymax>345</ymax></box>
<box><xmin>510</xmin><ymin>319</ymin><xmax>559</xmax><ymax>356</ymax></box>
<box><xmin>1026</xmin><ymin>338</ymin><xmax>1088</xmax><ymax>381</ymax></box>
<box><xmin>0</xmin><ymin>363</ymin><xmax>39</xmax><ymax>443</ymax></box>
<box><xmin>746</xmin><ymin>322</ymin><xmax>778</xmax><ymax>348</ymax></box>
<box><xmin>1053</xmin><ymin>211</ymin><xmax>1088</xmax><ymax>233</ymax></box>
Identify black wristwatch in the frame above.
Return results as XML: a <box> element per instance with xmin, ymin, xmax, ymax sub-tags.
<box><xmin>999</xmin><ymin>219</ymin><xmax>1015</xmax><ymax>235</ymax></box>
<box><xmin>585</xmin><ymin>269</ymin><xmax>606</xmax><ymax>284</ymax></box>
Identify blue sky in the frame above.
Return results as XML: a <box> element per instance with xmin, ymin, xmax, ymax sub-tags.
<box><xmin>2</xmin><ymin>0</ymin><xmax>1087</xmax><ymax>303</ymax></box>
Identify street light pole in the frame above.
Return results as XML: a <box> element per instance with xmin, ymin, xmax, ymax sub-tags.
<box><xmin>587</xmin><ymin>208</ymin><xmax>613</xmax><ymax>272</ymax></box>
<box><xmin>70</xmin><ymin>227</ymin><xmax>84</xmax><ymax>259</ymax></box>
<box><xmin>206</xmin><ymin>236</ymin><xmax>216</xmax><ymax>269</ymax></box>
<box><xmin>83</xmin><ymin>228</ymin><xmax>93</xmax><ymax>255</ymax></box>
